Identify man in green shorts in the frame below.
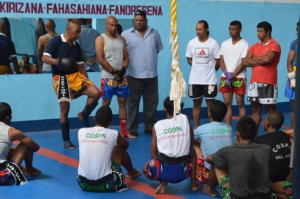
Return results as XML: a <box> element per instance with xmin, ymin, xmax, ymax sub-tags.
<box><xmin>77</xmin><ymin>106</ymin><xmax>140</xmax><ymax>192</ymax></box>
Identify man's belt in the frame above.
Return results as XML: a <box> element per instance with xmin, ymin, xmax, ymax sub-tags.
<box><xmin>158</xmin><ymin>153</ymin><xmax>190</xmax><ymax>164</ymax></box>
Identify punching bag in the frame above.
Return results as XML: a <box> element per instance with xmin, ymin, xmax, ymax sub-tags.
<box><xmin>0</xmin><ymin>17</ymin><xmax>11</xmax><ymax>39</ymax></box>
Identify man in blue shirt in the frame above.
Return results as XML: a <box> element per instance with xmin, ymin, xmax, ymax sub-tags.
<box><xmin>122</xmin><ymin>10</ymin><xmax>163</xmax><ymax>136</ymax></box>
<box><xmin>77</xmin><ymin>19</ymin><xmax>100</xmax><ymax>72</ymax></box>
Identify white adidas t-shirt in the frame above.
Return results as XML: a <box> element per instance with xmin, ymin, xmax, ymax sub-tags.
<box><xmin>186</xmin><ymin>36</ymin><xmax>220</xmax><ymax>85</ymax></box>
<box><xmin>155</xmin><ymin>114</ymin><xmax>190</xmax><ymax>157</ymax></box>
<box><xmin>78</xmin><ymin>126</ymin><xmax>118</xmax><ymax>180</ymax></box>
<box><xmin>220</xmin><ymin>38</ymin><xmax>248</xmax><ymax>78</ymax></box>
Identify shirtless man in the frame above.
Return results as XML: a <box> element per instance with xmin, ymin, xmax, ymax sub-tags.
<box><xmin>37</xmin><ymin>19</ymin><xmax>58</xmax><ymax>73</ymax></box>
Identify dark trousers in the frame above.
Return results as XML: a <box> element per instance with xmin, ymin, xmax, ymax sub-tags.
<box><xmin>126</xmin><ymin>76</ymin><xmax>158</xmax><ymax>133</ymax></box>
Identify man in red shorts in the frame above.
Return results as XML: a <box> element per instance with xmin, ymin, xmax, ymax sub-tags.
<box><xmin>219</xmin><ymin>21</ymin><xmax>248</xmax><ymax>124</ymax></box>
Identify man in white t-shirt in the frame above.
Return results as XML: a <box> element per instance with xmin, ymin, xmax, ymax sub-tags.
<box><xmin>77</xmin><ymin>106</ymin><xmax>140</xmax><ymax>192</ymax></box>
<box><xmin>143</xmin><ymin>97</ymin><xmax>199</xmax><ymax>194</ymax></box>
<box><xmin>219</xmin><ymin>21</ymin><xmax>248</xmax><ymax>124</ymax></box>
<box><xmin>186</xmin><ymin>20</ymin><xmax>220</xmax><ymax>129</ymax></box>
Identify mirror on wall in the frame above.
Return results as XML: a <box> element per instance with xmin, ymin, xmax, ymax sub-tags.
<box><xmin>2</xmin><ymin>17</ymin><xmax>133</xmax><ymax>74</ymax></box>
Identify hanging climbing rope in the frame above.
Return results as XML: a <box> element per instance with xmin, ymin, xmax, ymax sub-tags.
<box><xmin>169</xmin><ymin>0</ymin><xmax>186</xmax><ymax>117</ymax></box>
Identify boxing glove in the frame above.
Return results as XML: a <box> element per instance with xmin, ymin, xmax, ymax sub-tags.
<box><xmin>225</xmin><ymin>79</ymin><xmax>232</xmax><ymax>87</ymax></box>
<box><xmin>110</xmin><ymin>68</ymin><xmax>118</xmax><ymax>75</ymax></box>
<box><xmin>117</xmin><ymin>66</ymin><xmax>127</xmax><ymax>79</ymax></box>
<box><xmin>287</xmin><ymin>71</ymin><xmax>296</xmax><ymax>80</ymax></box>
<box><xmin>224</xmin><ymin>71</ymin><xmax>233</xmax><ymax>80</ymax></box>
<box><xmin>58</xmin><ymin>58</ymin><xmax>78</xmax><ymax>75</ymax></box>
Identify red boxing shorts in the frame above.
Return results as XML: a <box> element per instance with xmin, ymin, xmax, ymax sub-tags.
<box><xmin>219</xmin><ymin>77</ymin><xmax>246</xmax><ymax>95</ymax></box>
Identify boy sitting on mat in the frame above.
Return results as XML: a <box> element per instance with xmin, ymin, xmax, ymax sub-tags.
<box><xmin>77</xmin><ymin>106</ymin><xmax>140</xmax><ymax>192</ymax></box>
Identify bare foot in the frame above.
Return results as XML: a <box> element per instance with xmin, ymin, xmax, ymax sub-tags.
<box><xmin>202</xmin><ymin>184</ymin><xmax>218</xmax><ymax>197</ymax></box>
<box><xmin>125</xmin><ymin>133</ymin><xmax>137</xmax><ymax>139</ymax></box>
<box><xmin>155</xmin><ymin>182</ymin><xmax>168</xmax><ymax>194</ymax></box>
<box><xmin>25</xmin><ymin>167</ymin><xmax>41</xmax><ymax>176</ymax></box>
<box><xmin>126</xmin><ymin>169</ymin><xmax>141</xmax><ymax>178</ymax></box>
<box><xmin>191</xmin><ymin>184</ymin><xmax>202</xmax><ymax>191</ymax></box>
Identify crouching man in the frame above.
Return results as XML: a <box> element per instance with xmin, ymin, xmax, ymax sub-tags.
<box><xmin>143</xmin><ymin>97</ymin><xmax>199</xmax><ymax>194</ymax></box>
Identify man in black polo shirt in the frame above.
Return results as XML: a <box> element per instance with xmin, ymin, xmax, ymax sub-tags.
<box><xmin>42</xmin><ymin>19</ymin><xmax>100</xmax><ymax>149</ymax></box>
<box><xmin>0</xmin><ymin>21</ymin><xmax>20</xmax><ymax>74</ymax></box>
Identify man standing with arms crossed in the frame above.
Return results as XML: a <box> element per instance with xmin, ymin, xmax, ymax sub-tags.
<box><xmin>96</xmin><ymin>16</ymin><xmax>135</xmax><ymax>139</ymax></box>
<box><xmin>240</xmin><ymin>21</ymin><xmax>281</xmax><ymax>127</ymax></box>
<box><xmin>186</xmin><ymin>20</ymin><xmax>220</xmax><ymax>129</ymax></box>
<box><xmin>122</xmin><ymin>10</ymin><xmax>164</xmax><ymax>136</ymax></box>
<box><xmin>219</xmin><ymin>21</ymin><xmax>248</xmax><ymax>124</ymax></box>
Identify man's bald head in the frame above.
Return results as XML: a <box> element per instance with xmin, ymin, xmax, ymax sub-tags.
<box><xmin>106</xmin><ymin>16</ymin><xmax>118</xmax><ymax>25</ymax></box>
<box><xmin>105</xmin><ymin>16</ymin><xmax>118</xmax><ymax>35</ymax></box>
<box><xmin>45</xmin><ymin>19</ymin><xmax>56</xmax><ymax>32</ymax></box>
